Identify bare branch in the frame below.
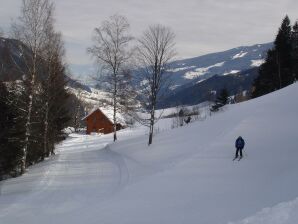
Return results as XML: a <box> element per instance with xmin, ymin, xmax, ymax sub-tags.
<box><xmin>87</xmin><ymin>14</ymin><xmax>135</xmax><ymax>141</ymax></box>
<box><xmin>135</xmin><ymin>24</ymin><xmax>176</xmax><ymax>145</ymax></box>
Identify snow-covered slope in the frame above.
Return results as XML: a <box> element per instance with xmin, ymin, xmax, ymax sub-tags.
<box><xmin>67</xmin><ymin>86</ymin><xmax>110</xmax><ymax>106</ymax></box>
<box><xmin>166</xmin><ymin>42</ymin><xmax>272</xmax><ymax>90</ymax></box>
<box><xmin>0</xmin><ymin>83</ymin><xmax>297</xmax><ymax>224</ymax></box>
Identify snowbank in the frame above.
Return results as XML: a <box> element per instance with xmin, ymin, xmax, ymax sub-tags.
<box><xmin>0</xmin><ymin>83</ymin><xmax>298</xmax><ymax>224</ymax></box>
<box><xmin>230</xmin><ymin>197</ymin><xmax>298</xmax><ymax>224</ymax></box>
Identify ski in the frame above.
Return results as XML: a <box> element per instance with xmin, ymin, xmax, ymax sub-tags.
<box><xmin>238</xmin><ymin>156</ymin><xmax>243</xmax><ymax>161</ymax></box>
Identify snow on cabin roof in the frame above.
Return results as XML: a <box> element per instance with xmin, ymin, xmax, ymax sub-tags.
<box><xmin>82</xmin><ymin>107</ymin><xmax>126</xmax><ymax>125</ymax></box>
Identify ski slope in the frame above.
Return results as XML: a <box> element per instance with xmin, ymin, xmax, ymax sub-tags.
<box><xmin>1</xmin><ymin>83</ymin><xmax>298</xmax><ymax>224</ymax></box>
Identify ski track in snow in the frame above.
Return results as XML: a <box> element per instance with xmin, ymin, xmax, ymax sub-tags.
<box><xmin>0</xmin><ymin>83</ymin><xmax>298</xmax><ymax>224</ymax></box>
<box><xmin>0</xmin><ymin>133</ymin><xmax>139</xmax><ymax>222</ymax></box>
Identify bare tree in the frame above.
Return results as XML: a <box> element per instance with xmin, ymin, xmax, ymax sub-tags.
<box><xmin>72</xmin><ymin>88</ymin><xmax>84</xmax><ymax>132</ymax></box>
<box><xmin>192</xmin><ymin>105</ymin><xmax>200</xmax><ymax>121</ymax></box>
<box><xmin>88</xmin><ymin>14</ymin><xmax>134</xmax><ymax>141</ymax></box>
<box><xmin>11</xmin><ymin>0</ymin><xmax>54</xmax><ymax>173</ymax></box>
<box><xmin>136</xmin><ymin>24</ymin><xmax>176</xmax><ymax>145</ymax></box>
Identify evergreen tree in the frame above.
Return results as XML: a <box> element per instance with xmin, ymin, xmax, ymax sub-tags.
<box><xmin>211</xmin><ymin>88</ymin><xmax>229</xmax><ymax>112</ymax></box>
<box><xmin>0</xmin><ymin>82</ymin><xmax>24</xmax><ymax>179</ymax></box>
<box><xmin>292</xmin><ymin>21</ymin><xmax>298</xmax><ymax>80</ymax></box>
<box><xmin>274</xmin><ymin>15</ymin><xmax>293</xmax><ymax>87</ymax></box>
<box><xmin>253</xmin><ymin>15</ymin><xmax>297</xmax><ymax>98</ymax></box>
<box><xmin>27</xmin><ymin>86</ymin><xmax>44</xmax><ymax>164</ymax></box>
<box><xmin>217</xmin><ymin>88</ymin><xmax>229</xmax><ymax>105</ymax></box>
<box><xmin>0</xmin><ymin>82</ymin><xmax>14</xmax><ymax>178</ymax></box>
<box><xmin>252</xmin><ymin>49</ymin><xmax>278</xmax><ymax>97</ymax></box>
<box><xmin>46</xmin><ymin>63</ymin><xmax>71</xmax><ymax>155</ymax></box>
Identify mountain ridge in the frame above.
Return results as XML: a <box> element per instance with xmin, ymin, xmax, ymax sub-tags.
<box><xmin>165</xmin><ymin>42</ymin><xmax>272</xmax><ymax>89</ymax></box>
<box><xmin>0</xmin><ymin>37</ymin><xmax>91</xmax><ymax>92</ymax></box>
<box><xmin>154</xmin><ymin>42</ymin><xmax>273</xmax><ymax>108</ymax></box>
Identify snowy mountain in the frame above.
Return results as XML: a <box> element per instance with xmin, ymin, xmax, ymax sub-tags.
<box><xmin>67</xmin><ymin>86</ymin><xmax>110</xmax><ymax>107</ymax></box>
<box><xmin>166</xmin><ymin>42</ymin><xmax>272</xmax><ymax>89</ymax></box>
<box><xmin>68</xmin><ymin>64</ymin><xmax>97</xmax><ymax>86</ymax></box>
<box><xmin>66</xmin><ymin>43</ymin><xmax>273</xmax><ymax>109</ymax></box>
<box><xmin>159</xmin><ymin>67</ymin><xmax>259</xmax><ymax>108</ymax></box>
<box><xmin>133</xmin><ymin>42</ymin><xmax>272</xmax><ymax>108</ymax></box>
<box><xmin>0</xmin><ymin>37</ymin><xmax>32</xmax><ymax>81</ymax></box>
<box><xmin>69</xmin><ymin>43</ymin><xmax>272</xmax><ymax>93</ymax></box>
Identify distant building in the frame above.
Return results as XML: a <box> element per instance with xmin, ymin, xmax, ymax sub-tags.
<box><xmin>82</xmin><ymin>108</ymin><xmax>124</xmax><ymax>135</ymax></box>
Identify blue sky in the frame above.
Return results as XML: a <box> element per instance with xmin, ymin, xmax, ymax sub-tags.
<box><xmin>1</xmin><ymin>0</ymin><xmax>298</xmax><ymax>79</ymax></box>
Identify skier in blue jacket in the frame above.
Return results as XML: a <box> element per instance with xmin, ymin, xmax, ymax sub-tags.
<box><xmin>234</xmin><ymin>136</ymin><xmax>245</xmax><ymax>159</ymax></box>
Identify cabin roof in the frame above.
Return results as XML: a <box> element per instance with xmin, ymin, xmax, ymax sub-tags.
<box><xmin>82</xmin><ymin>107</ymin><xmax>126</xmax><ymax>125</ymax></box>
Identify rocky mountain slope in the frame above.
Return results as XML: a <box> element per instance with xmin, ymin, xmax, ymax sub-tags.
<box><xmin>0</xmin><ymin>37</ymin><xmax>91</xmax><ymax>92</ymax></box>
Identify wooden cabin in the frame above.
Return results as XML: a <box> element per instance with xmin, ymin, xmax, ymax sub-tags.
<box><xmin>83</xmin><ymin>108</ymin><xmax>123</xmax><ymax>135</ymax></box>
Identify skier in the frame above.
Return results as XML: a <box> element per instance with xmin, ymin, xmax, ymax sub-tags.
<box><xmin>234</xmin><ymin>136</ymin><xmax>245</xmax><ymax>160</ymax></box>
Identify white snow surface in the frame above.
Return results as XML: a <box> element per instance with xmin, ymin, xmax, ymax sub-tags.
<box><xmin>154</xmin><ymin>101</ymin><xmax>210</xmax><ymax>118</ymax></box>
<box><xmin>167</xmin><ymin>66</ymin><xmax>196</xmax><ymax>73</ymax></box>
<box><xmin>196</xmin><ymin>78</ymin><xmax>206</xmax><ymax>83</ymax></box>
<box><xmin>184</xmin><ymin>62</ymin><xmax>225</xmax><ymax>79</ymax></box>
<box><xmin>223</xmin><ymin>70</ymin><xmax>240</xmax><ymax>75</ymax></box>
<box><xmin>251</xmin><ymin>59</ymin><xmax>265</xmax><ymax>67</ymax></box>
<box><xmin>1</xmin><ymin>83</ymin><xmax>298</xmax><ymax>224</ymax></box>
<box><xmin>232</xmin><ymin>51</ymin><xmax>248</xmax><ymax>59</ymax></box>
<box><xmin>169</xmin><ymin>84</ymin><xmax>180</xmax><ymax>90</ymax></box>
<box><xmin>229</xmin><ymin>197</ymin><xmax>298</xmax><ymax>224</ymax></box>
<box><xmin>67</xmin><ymin>87</ymin><xmax>110</xmax><ymax>105</ymax></box>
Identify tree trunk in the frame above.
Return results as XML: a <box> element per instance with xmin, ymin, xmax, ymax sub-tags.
<box><xmin>148</xmin><ymin>103</ymin><xmax>155</xmax><ymax>146</ymax></box>
<box><xmin>43</xmin><ymin>101</ymin><xmax>49</xmax><ymax>159</ymax></box>
<box><xmin>21</xmin><ymin>59</ymin><xmax>36</xmax><ymax>174</ymax></box>
<box><xmin>277</xmin><ymin>51</ymin><xmax>282</xmax><ymax>89</ymax></box>
<box><xmin>113</xmin><ymin>76</ymin><xmax>117</xmax><ymax>142</ymax></box>
<box><xmin>148</xmin><ymin>131</ymin><xmax>153</xmax><ymax>145</ymax></box>
<box><xmin>21</xmin><ymin>103</ymin><xmax>32</xmax><ymax>174</ymax></box>
<box><xmin>74</xmin><ymin>101</ymin><xmax>81</xmax><ymax>132</ymax></box>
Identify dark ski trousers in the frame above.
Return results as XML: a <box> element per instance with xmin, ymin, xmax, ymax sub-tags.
<box><xmin>235</xmin><ymin>147</ymin><xmax>243</xmax><ymax>158</ymax></box>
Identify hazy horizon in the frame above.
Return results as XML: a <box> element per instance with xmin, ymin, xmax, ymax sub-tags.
<box><xmin>1</xmin><ymin>0</ymin><xmax>297</xmax><ymax>78</ymax></box>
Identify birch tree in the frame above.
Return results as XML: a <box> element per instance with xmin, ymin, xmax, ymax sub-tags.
<box><xmin>136</xmin><ymin>24</ymin><xmax>176</xmax><ymax>145</ymax></box>
<box><xmin>88</xmin><ymin>14</ymin><xmax>133</xmax><ymax>141</ymax></box>
<box><xmin>72</xmin><ymin>88</ymin><xmax>84</xmax><ymax>132</ymax></box>
<box><xmin>11</xmin><ymin>0</ymin><xmax>54</xmax><ymax>173</ymax></box>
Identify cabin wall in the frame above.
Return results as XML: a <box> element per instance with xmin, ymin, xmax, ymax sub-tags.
<box><xmin>86</xmin><ymin>110</ymin><xmax>113</xmax><ymax>134</ymax></box>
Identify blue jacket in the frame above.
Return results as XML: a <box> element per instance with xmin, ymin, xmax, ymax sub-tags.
<box><xmin>235</xmin><ymin>137</ymin><xmax>245</xmax><ymax>149</ymax></box>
